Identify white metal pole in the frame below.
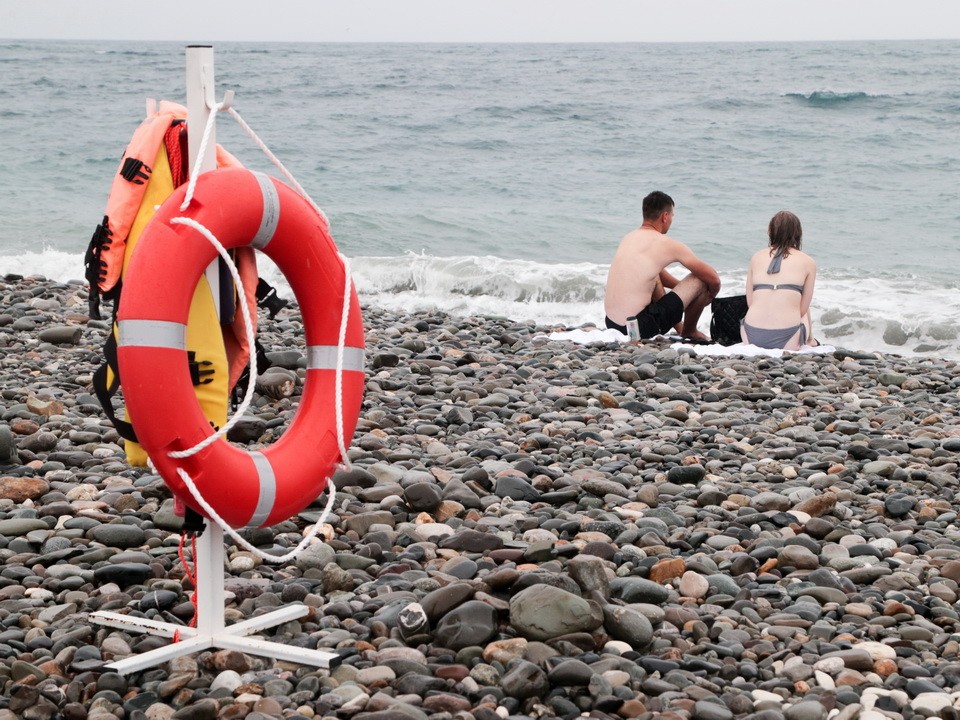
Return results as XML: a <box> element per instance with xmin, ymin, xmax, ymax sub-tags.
<box><xmin>186</xmin><ymin>45</ymin><xmax>222</xmax><ymax>321</ymax></box>
<box><xmin>185</xmin><ymin>44</ymin><xmax>226</xmax><ymax>636</ymax></box>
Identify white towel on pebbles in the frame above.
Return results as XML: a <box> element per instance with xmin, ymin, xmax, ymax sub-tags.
<box><xmin>669</xmin><ymin>341</ymin><xmax>836</xmax><ymax>358</ymax></box>
<box><xmin>545</xmin><ymin>328</ymin><xmax>632</xmax><ymax>344</ymax></box>
<box><xmin>544</xmin><ymin>328</ymin><xmax>835</xmax><ymax>358</ymax></box>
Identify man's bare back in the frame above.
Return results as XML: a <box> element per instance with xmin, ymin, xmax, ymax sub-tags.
<box><xmin>604</xmin><ymin>227</ymin><xmax>684</xmax><ymax>325</ymax></box>
<box><xmin>603</xmin><ymin>192</ymin><xmax>720</xmax><ymax>340</ymax></box>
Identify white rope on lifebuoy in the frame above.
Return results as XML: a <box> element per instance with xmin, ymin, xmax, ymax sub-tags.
<box><xmin>155</xmin><ymin>215</ymin><xmax>350</xmax><ymax>562</ymax></box>
<box><xmin>150</xmin><ymin>454</ymin><xmax>336</xmax><ymax>564</ymax></box>
<box><xmin>225</xmin><ymin>106</ymin><xmax>329</xmax><ymax>227</ymax></box>
<box><xmin>151</xmin><ymin>101</ymin><xmax>361</xmax><ymax>561</ymax></box>
<box><xmin>179</xmin><ymin>101</ymin><xmax>224</xmax><ymax>212</ymax></box>
<box><xmin>166</xmin><ymin>216</ymin><xmax>258</xmax><ymax>457</ymax></box>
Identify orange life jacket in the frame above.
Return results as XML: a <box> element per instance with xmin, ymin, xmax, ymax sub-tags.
<box><xmin>85</xmin><ymin>100</ymin><xmax>263</xmax><ymax>465</ymax></box>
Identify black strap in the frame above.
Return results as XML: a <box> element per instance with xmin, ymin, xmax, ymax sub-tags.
<box><xmin>232</xmin><ymin>339</ymin><xmax>272</xmax><ymax>409</ymax></box>
<box><xmin>92</xmin><ymin>330</ymin><xmax>139</xmax><ymax>443</ymax></box>
<box><xmin>217</xmin><ymin>256</ymin><xmax>237</xmax><ymax>323</ymax></box>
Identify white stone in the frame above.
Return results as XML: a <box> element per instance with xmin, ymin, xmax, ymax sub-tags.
<box><xmin>209</xmin><ymin>670</ymin><xmax>243</xmax><ymax>693</ymax></box>
<box><xmin>838</xmin><ymin>534</ymin><xmax>867</xmax><ymax>548</ymax></box>
<box><xmin>752</xmin><ymin>690</ymin><xmax>785</xmax><ymax>705</ymax></box>
<box><xmin>66</xmin><ymin>484</ymin><xmax>99</xmax><ymax>501</ymax></box>
<box><xmin>356</xmin><ymin>666</ymin><xmax>396</xmax><ymax>686</ymax></box>
<box><xmin>854</xmin><ymin>641</ymin><xmax>896</xmax><ymax>661</ymax></box>
<box><xmin>234</xmin><ymin>693</ymin><xmax>262</xmax><ymax>704</ymax></box>
<box><xmin>522</xmin><ymin>528</ymin><xmax>557</xmax><ymax>543</ymax></box>
<box><xmin>813</xmin><ymin>670</ymin><xmax>835</xmax><ymax>690</ymax></box>
<box><xmin>911</xmin><ymin>692</ymin><xmax>953</xmax><ymax>714</ymax></box>
<box><xmin>603</xmin><ymin>670</ymin><xmax>631</xmax><ymax>687</ymax></box>
<box><xmin>459</xmin><ymin>676</ymin><xmax>480</xmax><ymax>693</ymax></box>
<box><xmin>144</xmin><ymin>704</ymin><xmax>176</xmax><ymax>720</ymax></box>
<box><xmin>820</xmin><ymin>543</ymin><xmax>850</xmax><ymax>559</ymax></box>
<box><xmin>412</xmin><ymin>523</ymin><xmax>454</xmax><ymax>541</ymax></box>
<box><xmin>679</xmin><ymin>571</ymin><xmax>709</xmax><ymax>599</ymax></box>
<box><xmin>813</xmin><ymin>657</ymin><xmax>846</xmax><ymax>674</ymax></box>
<box><xmin>374</xmin><ymin>646</ymin><xmax>428</xmax><ymax>664</ymax></box>
<box><xmin>229</xmin><ymin>556</ymin><xmax>255</xmax><ymax>573</ymax></box>
<box><xmin>340</xmin><ymin>692</ymin><xmax>371</xmax><ymax>712</ymax></box>
<box><xmin>604</xmin><ymin>640</ymin><xmax>633</xmax><ymax>654</ymax></box>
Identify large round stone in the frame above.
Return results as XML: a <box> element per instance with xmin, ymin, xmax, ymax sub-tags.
<box><xmin>509</xmin><ymin>584</ymin><xmax>601</xmax><ymax>641</ymax></box>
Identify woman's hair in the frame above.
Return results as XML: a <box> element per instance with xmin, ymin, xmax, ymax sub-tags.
<box><xmin>768</xmin><ymin>210</ymin><xmax>802</xmax><ymax>256</ymax></box>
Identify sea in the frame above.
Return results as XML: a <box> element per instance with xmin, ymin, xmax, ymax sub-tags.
<box><xmin>1</xmin><ymin>39</ymin><xmax>959</xmax><ymax>359</ymax></box>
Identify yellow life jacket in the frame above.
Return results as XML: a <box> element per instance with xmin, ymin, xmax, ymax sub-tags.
<box><xmin>86</xmin><ymin>100</ymin><xmax>260</xmax><ymax>466</ymax></box>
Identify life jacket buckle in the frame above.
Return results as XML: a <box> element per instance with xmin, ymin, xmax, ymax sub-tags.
<box><xmin>119</xmin><ymin>157</ymin><xmax>152</xmax><ymax>185</ymax></box>
<box><xmin>187</xmin><ymin>351</ymin><xmax>215</xmax><ymax>385</ymax></box>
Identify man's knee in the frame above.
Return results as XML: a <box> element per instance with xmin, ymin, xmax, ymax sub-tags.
<box><xmin>672</xmin><ymin>276</ymin><xmax>705</xmax><ymax>307</ymax></box>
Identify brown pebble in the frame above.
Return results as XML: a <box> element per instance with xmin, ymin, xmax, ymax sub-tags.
<box><xmin>211</xmin><ymin>650</ymin><xmax>251</xmax><ymax>673</ymax></box>
<box><xmin>598</xmin><ymin>391</ymin><xmax>619</xmax><ymax>408</ymax></box>
<box><xmin>835</xmin><ymin>669</ymin><xmax>868</xmax><ymax>686</ymax></box>
<box><xmin>424</xmin><ymin>693</ymin><xmax>472</xmax><ymax>713</ymax></box>
<box><xmin>649</xmin><ymin>557</ymin><xmax>686</xmax><ymax>584</ymax></box>
<box><xmin>0</xmin><ymin>477</ymin><xmax>49</xmax><ymax>503</ymax></box>
<box><xmin>873</xmin><ymin>659</ymin><xmax>897</xmax><ymax>677</ymax></box>
<box><xmin>483</xmin><ymin>638</ymin><xmax>528</xmax><ymax>664</ymax></box>
<box><xmin>941</xmin><ymin>561</ymin><xmax>960</xmax><ymax>583</ymax></box>
<box><xmin>253</xmin><ymin>697</ymin><xmax>284</xmax><ymax>716</ymax></box>
<box><xmin>434</xmin><ymin>665</ymin><xmax>470</xmax><ymax>681</ymax></box>
<box><xmin>26</xmin><ymin>396</ymin><xmax>64</xmax><ymax>416</ymax></box>
<box><xmin>618</xmin><ymin>699</ymin><xmax>647</xmax><ymax>718</ymax></box>
<box><xmin>793</xmin><ymin>493</ymin><xmax>837</xmax><ymax>517</ymax></box>
<box><xmin>9</xmin><ymin>419</ymin><xmax>40</xmax><ymax>435</ymax></box>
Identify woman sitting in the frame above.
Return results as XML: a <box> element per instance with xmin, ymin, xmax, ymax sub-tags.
<box><xmin>741</xmin><ymin>210</ymin><xmax>818</xmax><ymax>350</ymax></box>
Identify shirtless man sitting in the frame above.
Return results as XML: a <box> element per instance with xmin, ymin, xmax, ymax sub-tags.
<box><xmin>604</xmin><ymin>191</ymin><xmax>720</xmax><ymax>341</ymax></box>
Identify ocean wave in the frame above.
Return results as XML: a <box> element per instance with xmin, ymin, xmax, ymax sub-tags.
<box><xmin>784</xmin><ymin>90</ymin><xmax>887</xmax><ymax>106</ymax></box>
<box><xmin>99</xmin><ymin>49</ymin><xmax>164</xmax><ymax>58</ymax></box>
<box><xmin>5</xmin><ymin>248</ymin><xmax>960</xmax><ymax>360</ymax></box>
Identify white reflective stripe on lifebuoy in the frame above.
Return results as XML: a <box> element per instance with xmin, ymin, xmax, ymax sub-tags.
<box><xmin>251</xmin><ymin>172</ymin><xmax>280</xmax><ymax>250</ymax></box>
<box><xmin>117</xmin><ymin>319</ymin><xmax>187</xmax><ymax>350</ymax></box>
<box><xmin>249</xmin><ymin>450</ymin><xmax>277</xmax><ymax>527</ymax></box>
<box><xmin>307</xmin><ymin>345</ymin><xmax>365</xmax><ymax>372</ymax></box>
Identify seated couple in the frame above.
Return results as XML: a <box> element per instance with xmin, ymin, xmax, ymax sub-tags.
<box><xmin>604</xmin><ymin>191</ymin><xmax>817</xmax><ymax>350</ymax></box>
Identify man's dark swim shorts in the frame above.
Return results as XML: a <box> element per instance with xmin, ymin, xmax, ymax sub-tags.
<box><xmin>605</xmin><ymin>291</ymin><xmax>684</xmax><ymax>338</ymax></box>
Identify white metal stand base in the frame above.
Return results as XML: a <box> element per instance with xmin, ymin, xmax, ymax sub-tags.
<box><xmin>90</xmin><ymin>523</ymin><xmax>340</xmax><ymax>676</ymax></box>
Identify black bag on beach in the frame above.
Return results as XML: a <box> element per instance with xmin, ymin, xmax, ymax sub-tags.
<box><xmin>710</xmin><ymin>294</ymin><xmax>748</xmax><ymax>346</ymax></box>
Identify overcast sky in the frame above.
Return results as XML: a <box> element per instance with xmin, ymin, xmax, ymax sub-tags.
<box><xmin>2</xmin><ymin>0</ymin><xmax>959</xmax><ymax>43</ymax></box>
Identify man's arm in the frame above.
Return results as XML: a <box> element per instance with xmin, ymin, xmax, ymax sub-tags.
<box><xmin>675</xmin><ymin>243</ymin><xmax>721</xmax><ymax>295</ymax></box>
<box><xmin>659</xmin><ymin>268</ymin><xmax>680</xmax><ymax>289</ymax></box>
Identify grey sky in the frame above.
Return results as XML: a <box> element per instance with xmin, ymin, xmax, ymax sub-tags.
<box><xmin>2</xmin><ymin>0</ymin><xmax>959</xmax><ymax>43</ymax></box>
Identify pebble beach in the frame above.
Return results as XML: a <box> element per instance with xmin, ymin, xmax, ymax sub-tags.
<box><xmin>3</xmin><ymin>273</ymin><xmax>960</xmax><ymax>720</ymax></box>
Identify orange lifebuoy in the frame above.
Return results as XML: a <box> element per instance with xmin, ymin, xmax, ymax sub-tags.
<box><xmin>117</xmin><ymin>168</ymin><xmax>365</xmax><ymax>528</ymax></box>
